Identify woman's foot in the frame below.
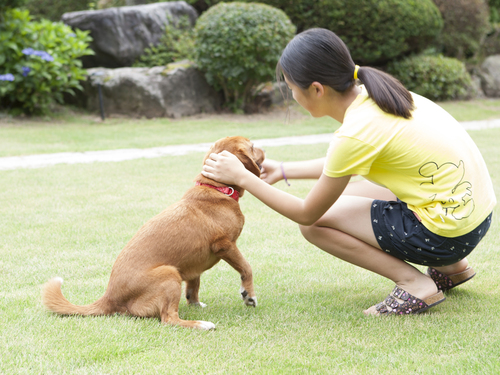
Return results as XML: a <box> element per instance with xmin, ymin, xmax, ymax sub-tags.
<box><xmin>427</xmin><ymin>267</ymin><xmax>476</xmax><ymax>292</ymax></box>
<box><xmin>364</xmin><ymin>273</ymin><xmax>439</xmax><ymax>316</ymax></box>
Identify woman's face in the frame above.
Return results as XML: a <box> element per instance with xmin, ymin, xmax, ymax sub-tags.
<box><xmin>284</xmin><ymin>76</ymin><xmax>322</xmax><ymax>117</ymax></box>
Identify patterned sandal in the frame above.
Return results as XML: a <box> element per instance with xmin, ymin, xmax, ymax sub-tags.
<box><xmin>427</xmin><ymin>267</ymin><xmax>476</xmax><ymax>292</ymax></box>
<box><xmin>375</xmin><ymin>286</ymin><xmax>445</xmax><ymax>315</ymax></box>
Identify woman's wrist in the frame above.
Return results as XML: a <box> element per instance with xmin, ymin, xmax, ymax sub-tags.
<box><xmin>238</xmin><ymin>168</ymin><xmax>260</xmax><ymax>190</ymax></box>
<box><xmin>280</xmin><ymin>162</ymin><xmax>291</xmax><ymax>186</ymax></box>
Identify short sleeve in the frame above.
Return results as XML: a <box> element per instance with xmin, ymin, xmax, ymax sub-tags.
<box><xmin>323</xmin><ymin>136</ymin><xmax>380</xmax><ymax>177</ymax></box>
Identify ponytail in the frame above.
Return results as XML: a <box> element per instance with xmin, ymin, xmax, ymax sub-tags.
<box><xmin>277</xmin><ymin>28</ymin><xmax>415</xmax><ymax>119</ymax></box>
<box><xmin>356</xmin><ymin>66</ymin><xmax>414</xmax><ymax>119</ymax></box>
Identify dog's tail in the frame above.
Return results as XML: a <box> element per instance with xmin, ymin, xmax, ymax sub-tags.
<box><xmin>42</xmin><ymin>277</ymin><xmax>112</xmax><ymax>316</ymax></box>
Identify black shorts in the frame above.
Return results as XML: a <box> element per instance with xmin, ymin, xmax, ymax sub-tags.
<box><xmin>371</xmin><ymin>199</ymin><xmax>493</xmax><ymax>267</ymax></box>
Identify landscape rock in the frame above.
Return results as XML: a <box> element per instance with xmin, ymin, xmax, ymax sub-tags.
<box><xmin>80</xmin><ymin>61</ymin><xmax>221</xmax><ymax>118</ymax></box>
<box><xmin>478</xmin><ymin>55</ymin><xmax>500</xmax><ymax>97</ymax></box>
<box><xmin>62</xmin><ymin>1</ymin><xmax>197</xmax><ymax>68</ymax></box>
<box><xmin>468</xmin><ymin>74</ymin><xmax>485</xmax><ymax>99</ymax></box>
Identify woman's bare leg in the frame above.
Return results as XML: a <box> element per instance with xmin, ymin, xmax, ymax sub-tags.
<box><xmin>432</xmin><ymin>259</ymin><xmax>469</xmax><ymax>275</ymax></box>
<box><xmin>299</xmin><ymin>180</ymin><xmax>438</xmax><ymax>315</ymax></box>
<box><xmin>347</xmin><ymin>180</ymin><xmax>470</xmax><ymax>276</ymax></box>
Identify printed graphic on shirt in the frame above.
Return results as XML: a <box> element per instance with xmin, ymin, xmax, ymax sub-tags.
<box><xmin>418</xmin><ymin>160</ymin><xmax>475</xmax><ymax>220</ymax></box>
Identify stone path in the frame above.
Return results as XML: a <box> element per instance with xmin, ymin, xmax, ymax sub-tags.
<box><xmin>1</xmin><ymin>119</ymin><xmax>499</xmax><ymax>171</ymax></box>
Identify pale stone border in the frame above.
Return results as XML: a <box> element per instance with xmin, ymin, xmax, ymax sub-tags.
<box><xmin>0</xmin><ymin>120</ymin><xmax>498</xmax><ymax>171</ymax></box>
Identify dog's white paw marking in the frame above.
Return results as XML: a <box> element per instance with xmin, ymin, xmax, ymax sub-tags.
<box><xmin>191</xmin><ymin>302</ymin><xmax>207</xmax><ymax>308</ymax></box>
<box><xmin>197</xmin><ymin>321</ymin><xmax>215</xmax><ymax>330</ymax></box>
<box><xmin>245</xmin><ymin>296</ymin><xmax>257</xmax><ymax>307</ymax></box>
<box><xmin>240</xmin><ymin>287</ymin><xmax>257</xmax><ymax>307</ymax></box>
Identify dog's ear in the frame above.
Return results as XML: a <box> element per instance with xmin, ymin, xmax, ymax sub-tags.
<box><xmin>235</xmin><ymin>146</ymin><xmax>261</xmax><ymax>177</ymax></box>
<box><xmin>208</xmin><ymin>137</ymin><xmax>261</xmax><ymax>177</ymax></box>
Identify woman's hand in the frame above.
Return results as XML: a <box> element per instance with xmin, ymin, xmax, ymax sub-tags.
<box><xmin>202</xmin><ymin>150</ymin><xmax>248</xmax><ymax>186</ymax></box>
<box><xmin>260</xmin><ymin>159</ymin><xmax>283</xmax><ymax>185</ymax></box>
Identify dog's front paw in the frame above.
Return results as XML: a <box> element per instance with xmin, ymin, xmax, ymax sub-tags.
<box><xmin>190</xmin><ymin>302</ymin><xmax>207</xmax><ymax>308</ymax></box>
<box><xmin>240</xmin><ymin>287</ymin><xmax>257</xmax><ymax>307</ymax></box>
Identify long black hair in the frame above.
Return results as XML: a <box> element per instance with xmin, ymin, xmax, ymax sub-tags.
<box><xmin>277</xmin><ymin>28</ymin><xmax>415</xmax><ymax>119</ymax></box>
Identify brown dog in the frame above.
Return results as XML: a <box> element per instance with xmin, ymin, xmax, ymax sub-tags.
<box><xmin>42</xmin><ymin>136</ymin><xmax>265</xmax><ymax>330</ymax></box>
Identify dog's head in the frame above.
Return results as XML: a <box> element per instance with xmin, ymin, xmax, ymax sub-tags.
<box><xmin>204</xmin><ymin>136</ymin><xmax>265</xmax><ymax>179</ymax></box>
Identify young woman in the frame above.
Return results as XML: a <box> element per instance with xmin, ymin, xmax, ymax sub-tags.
<box><xmin>201</xmin><ymin>28</ymin><xmax>496</xmax><ymax>315</ymax></box>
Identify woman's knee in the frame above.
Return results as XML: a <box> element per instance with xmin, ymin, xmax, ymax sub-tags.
<box><xmin>299</xmin><ymin>224</ymin><xmax>313</xmax><ymax>242</ymax></box>
<box><xmin>299</xmin><ymin>223</ymin><xmax>324</xmax><ymax>244</ymax></box>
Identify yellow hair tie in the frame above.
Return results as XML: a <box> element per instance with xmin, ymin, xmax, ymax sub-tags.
<box><xmin>353</xmin><ymin>65</ymin><xmax>360</xmax><ymax>80</ymax></box>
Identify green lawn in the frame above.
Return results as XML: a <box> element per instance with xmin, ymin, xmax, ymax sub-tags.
<box><xmin>1</xmin><ymin>102</ymin><xmax>499</xmax><ymax>374</ymax></box>
<box><xmin>2</xmin><ymin>98</ymin><xmax>500</xmax><ymax>158</ymax></box>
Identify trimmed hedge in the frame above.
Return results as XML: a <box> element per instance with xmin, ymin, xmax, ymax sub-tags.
<box><xmin>387</xmin><ymin>54</ymin><xmax>473</xmax><ymax>101</ymax></box>
<box><xmin>189</xmin><ymin>0</ymin><xmax>443</xmax><ymax>65</ymax></box>
<box><xmin>194</xmin><ymin>2</ymin><xmax>295</xmax><ymax>111</ymax></box>
<box><xmin>433</xmin><ymin>0</ymin><xmax>491</xmax><ymax>60</ymax></box>
<box><xmin>312</xmin><ymin>0</ymin><xmax>443</xmax><ymax>65</ymax></box>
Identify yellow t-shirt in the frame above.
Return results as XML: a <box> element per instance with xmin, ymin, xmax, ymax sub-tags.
<box><xmin>323</xmin><ymin>86</ymin><xmax>496</xmax><ymax>237</ymax></box>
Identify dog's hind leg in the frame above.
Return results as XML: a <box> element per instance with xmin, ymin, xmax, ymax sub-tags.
<box><xmin>212</xmin><ymin>240</ymin><xmax>257</xmax><ymax>307</ymax></box>
<box><xmin>145</xmin><ymin>266</ymin><xmax>215</xmax><ymax>330</ymax></box>
<box><xmin>186</xmin><ymin>277</ymin><xmax>206</xmax><ymax>307</ymax></box>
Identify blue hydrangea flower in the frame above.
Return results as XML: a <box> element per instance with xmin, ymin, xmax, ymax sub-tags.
<box><xmin>22</xmin><ymin>48</ymin><xmax>54</xmax><ymax>62</ymax></box>
<box><xmin>22</xmin><ymin>67</ymin><xmax>31</xmax><ymax>77</ymax></box>
<box><xmin>0</xmin><ymin>73</ymin><xmax>15</xmax><ymax>81</ymax></box>
<box><xmin>22</xmin><ymin>48</ymin><xmax>35</xmax><ymax>55</ymax></box>
<box><xmin>34</xmin><ymin>51</ymin><xmax>54</xmax><ymax>62</ymax></box>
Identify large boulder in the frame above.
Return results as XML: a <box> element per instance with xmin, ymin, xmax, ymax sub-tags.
<box><xmin>479</xmin><ymin>55</ymin><xmax>500</xmax><ymax>97</ymax></box>
<box><xmin>80</xmin><ymin>61</ymin><xmax>221</xmax><ymax>118</ymax></box>
<box><xmin>62</xmin><ymin>1</ymin><xmax>197</xmax><ymax>68</ymax></box>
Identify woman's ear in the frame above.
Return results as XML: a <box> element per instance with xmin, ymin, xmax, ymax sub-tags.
<box><xmin>310</xmin><ymin>81</ymin><xmax>325</xmax><ymax>98</ymax></box>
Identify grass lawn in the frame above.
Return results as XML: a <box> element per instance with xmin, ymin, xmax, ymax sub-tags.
<box><xmin>1</xmin><ymin>101</ymin><xmax>500</xmax><ymax>374</ymax></box>
<box><xmin>1</xmin><ymin>97</ymin><xmax>500</xmax><ymax>158</ymax></box>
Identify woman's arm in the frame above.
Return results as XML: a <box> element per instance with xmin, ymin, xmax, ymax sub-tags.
<box><xmin>260</xmin><ymin>158</ymin><xmax>326</xmax><ymax>184</ymax></box>
<box><xmin>202</xmin><ymin>151</ymin><xmax>350</xmax><ymax>225</ymax></box>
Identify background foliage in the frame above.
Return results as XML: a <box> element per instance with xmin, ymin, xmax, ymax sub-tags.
<box><xmin>188</xmin><ymin>0</ymin><xmax>443</xmax><ymax>65</ymax></box>
<box><xmin>388</xmin><ymin>54</ymin><xmax>473</xmax><ymax>102</ymax></box>
<box><xmin>489</xmin><ymin>0</ymin><xmax>500</xmax><ymax>23</ymax></box>
<box><xmin>133</xmin><ymin>16</ymin><xmax>195</xmax><ymax>68</ymax></box>
<box><xmin>194</xmin><ymin>2</ymin><xmax>295</xmax><ymax>112</ymax></box>
<box><xmin>432</xmin><ymin>0</ymin><xmax>491</xmax><ymax>60</ymax></box>
<box><xmin>0</xmin><ymin>8</ymin><xmax>93</xmax><ymax>114</ymax></box>
<box><xmin>23</xmin><ymin>0</ymin><xmax>90</xmax><ymax>21</ymax></box>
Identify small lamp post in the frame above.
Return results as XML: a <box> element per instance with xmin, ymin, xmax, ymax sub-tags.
<box><xmin>90</xmin><ymin>71</ymin><xmax>106</xmax><ymax>121</ymax></box>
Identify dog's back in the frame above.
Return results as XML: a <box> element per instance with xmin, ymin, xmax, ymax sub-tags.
<box><xmin>107</xmin><ymin>185</ymin><xmax>245</xmax><ymax>294</ymax></box>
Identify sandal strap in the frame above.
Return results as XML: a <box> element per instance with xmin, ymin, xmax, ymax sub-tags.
<box><xmin>427</xmin><ymin>267</ymin><xmax>476</xmax><ymax>291</ymax></box>
<box><xmin>375</xmin><ymin>286</ymin><xmax>428</xmax><ymax>315</ymax></box>
<box><xmin>427</xmin><ymin>268</ymin><xmax>454</xmax><ymax>291</ymax></box>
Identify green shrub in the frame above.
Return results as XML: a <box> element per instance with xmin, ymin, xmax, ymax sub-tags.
<box><xmin>481</xmin><ymin>27</ymin><xmax>500</xmax><ymax>57</ymax></box>
<box><xmin>311</xmin><ymin>0</ymin><xmax>443</xmax><ymax>65</ymax></box>
<box><xmin>134</xmin><ymin>16</ymin><xmax>195</xmax><ymax>67</ymax></box>
<box><xmin>0</xmin><ymin>8</ymin><xmax>93</xmax><ymax>115</ymax></box>
<box><xmin>387</xmin><ymin>54</ymin><xmax>473</xmax><ymax>101</ymax></box>
<box><xmin>0</xmin><ymin>0</ymin><xmax>26</xmax><ymax>12</ymax></box>
<box><xmin>190</xmin><ymin>0</ymin><xmax>442</xmax><ymax>66</ymax></box>
<box><xmin>432</xmin><ymin>0</ymin><xmax>491</xmax><ymax>60</ymax></box>
<box><xmin>94</xmin><ymin>0</ymin><xmax>157</xmax><ymax>10</ymax></box>
<box><xmin>194</xmin><ymin>2</ymin><xmax>295</xmax><ymax>112</ymax></box>
<box><xmin>24</xmin><ymin>0</ymin><xmax>91</xmax><ymax>21</ymax></box>
<box><xmin>185</xmin><ymin>0</ymin><xmax>220</xmax><ymax>14</ymax></box>
<box><xmin>489</xmin><ymin>0</ymin><xmax>500</xmax><ymax>24</ymax></box>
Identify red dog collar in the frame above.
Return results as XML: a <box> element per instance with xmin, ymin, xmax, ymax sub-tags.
<box><xmin>195</xmin><ymin>182</ymin><xmax>240</xmax><ymax>202</ymax></box>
